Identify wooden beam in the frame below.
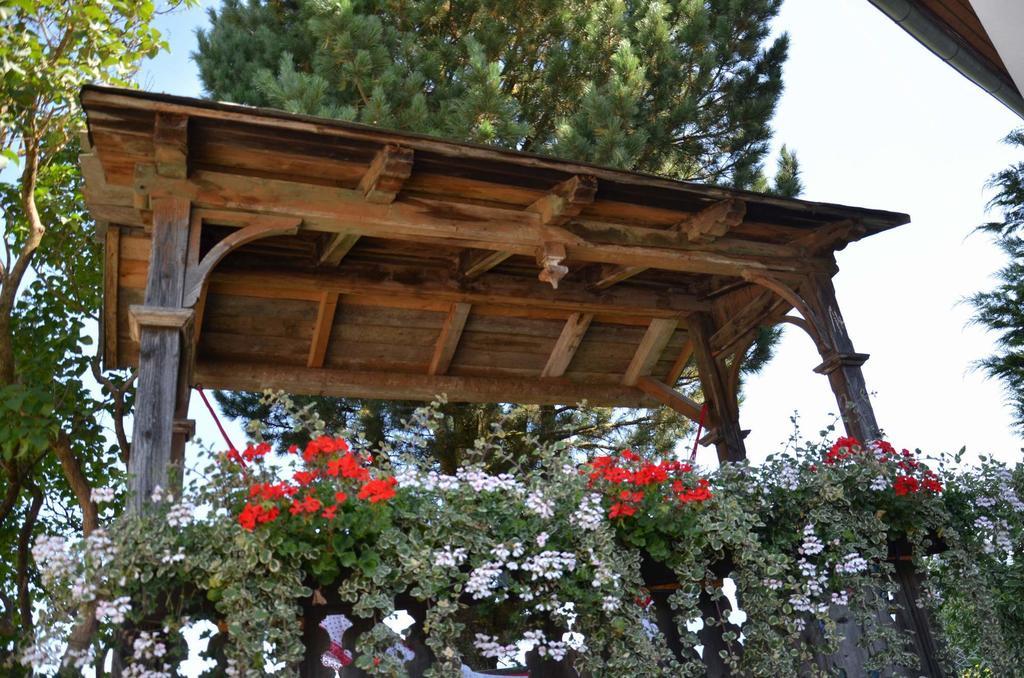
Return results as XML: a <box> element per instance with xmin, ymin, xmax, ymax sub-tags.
<box><xmin>428</xmin><ymin>302</ymin><xmax>471</xmax><ymax>375</ymax></box>
<box><xmin>664</xmin><ymin>339</ymin><xmax>694</xmax><ymax>385</ymax></box>
<box><xmin>143</xmin><ymin>169</ymin><xmax>824</xmax><ymax>278</ymax></box>
<box><xmin>589</xmin><ymin>198</ymin><xmax>747</xmax><ymax>289</ymax></box>
<box><xmin>196</xmin><ymin>360</ymin><xmax>663</xmax><ymax>408</ymax></box>
<box><xmin>307</xmin><ymin>291</ymin><xmax>339</xmax><ymax>368</ymax></box>
<box><xmin>541</xmin><ymin>312</ymin><xmax>593</xmax><ymax>378</ymax></box>
<box><xmin>536</xmin><ymin>241</ymin><xmax>568</xmax><ymax>289</ymax></box>
<box><xmin>102</xmin><ymin>226</ymin><xmax>120</xmax><ymax>370</ymax></box>
<box><xmin>623</xmin><ymin>318</ymin><xmax>678</xmax><ymax>386</ymax></box>
<box><xmin>153</xmin><ymin>113</ymin><xmax>188</xmax><ymax>179</ymax></box>
<box><xmin>206</xmin><ymin>262</ymin><xmax>706</xmax><ymax>320</ymax></box>
<box><xmin>635</xmin><ymin>376</ymin><xmax>702</xmax><ymax>422</ymax></box>
<box><xmin>359</xmin><ymin>144</ymin><xmax>414</xmax><ymax>204</ymax></box>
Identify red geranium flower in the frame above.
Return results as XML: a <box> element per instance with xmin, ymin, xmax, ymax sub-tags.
<box><xmin>358</xmin><ymin>477</ymin><xmax>398</xmax><ymax>503</ymax></box>
<box><xmin>609</xmin><ymin>502</ymin><xmax>637</xmax><ymax>519</ymax></box>
<box><xmin>894</xmin><ymin>475</ymin><xmax>920</xmax><ymax>496</ymax></box>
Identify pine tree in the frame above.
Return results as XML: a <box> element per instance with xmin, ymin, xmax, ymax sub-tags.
<box><xmin>196</xmin><ymin>0</ymin><xmax>801</xmax><ymax>460</ymax></box>
<box><xmin>970</xmin><ymin>129</ymin><xmax>1024</xmax><ymax>430</ymax></box>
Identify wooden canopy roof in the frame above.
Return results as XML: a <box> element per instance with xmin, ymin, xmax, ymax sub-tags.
<box><xmin>79</xmin><ymin>85</ymin><xmax>908</xmax><ymax>414</ymax></box>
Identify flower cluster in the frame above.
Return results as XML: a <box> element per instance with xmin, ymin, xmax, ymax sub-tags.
<box><xmin>235</xmin><ymin>436</ymin><xmax>398</xmax><ymax>531</ymax></box>
<box><xmin>583</xmin><ymin>450</ymin><xmax>713</xmax><ymax>521</ymax></box>
<box><xmin>826</xmin><ymin>437</ymin><xmax>944</xmax><ymax>496</ymax></box>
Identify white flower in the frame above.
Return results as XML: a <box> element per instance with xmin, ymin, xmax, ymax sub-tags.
<box><xmin>571</xmin><ymin>494</ymin><xmax>604</xmax><ymax>531</ymax></box>
<box><xmin>91</xmin><ymin>486</ymin><xmax>116</xmax><ymax>504</ymax></box>
<box><xmin>96</xmin><ymin>596</ymin><xmax>132</xmax><ymax>625</ymax></box>
<box><xmin>465</xmin><ymin>561</ymin><xmax>504</xmax><ymax>600</ymax></box>
<box><xmin>473</xmin><ymin>634</ymin><xmax>517</xmax><ymax>660</ymax></box>
<box><xmin>835</xmin><ymin>552</ymin><xmax>868</xmax><ymax>575</ymax></box>
<box><xmin>536</xmin><ymin>531</ymin><xmax>549</xmax><ymax>548</ymax></box>
<box><xmin>433</xmin><ymin>546</ymin><xmax>468</xmax><ymax>569</ymax></box>
<box><xmin>166</xmin><ymin>501</ymin><xmax>196</xmax><ymax>528</ymax></box>
<box><xmin>525</xmin><ymin>490</ymin><xmax>555</xmax><ymax>519</ymax></box>
<box><xmin>602</xmin><ymin>595</ymin><xmax>620</xmax><ymax>611</ymax></box>
<box><xmin>798</xmin><ymin>524</ymin><xmax>824</xmax><ymax>556</ymax></box>
<box><xmin>869</xmin><ymin>475</ymin><xmax>888</xmax><ymax>491</ymax></box>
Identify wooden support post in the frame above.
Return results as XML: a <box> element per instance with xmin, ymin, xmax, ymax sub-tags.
<box><xmin>689</xmin><ymin>313</ymin><xmax>746</xmax><ymax>463</ymax></box>
<box><xmin>541</xmin><ymin>312</ymin><xmax>592</xmax><ymax>378</ymax></box>
<box><xmin>129</xmin><ymin>197</ymin><xmax>191</xmax><ymax>513</ymax></box>
<box><xmin>803</xmin><ymin>273</ymin><xmax>879</xmax><ymax>441</ymax></box>
<box><xmin>803</xmin><ymin>273</ymin><xmax>944</xmax><ymax>676</ymax></box>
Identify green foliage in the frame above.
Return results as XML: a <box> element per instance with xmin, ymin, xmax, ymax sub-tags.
<box><xmin>0</xmin><ymin>0</ymin><xmax>194</xmax><ymax>669</ymax></box>
<box><xmin>970</xmin><ymin>128</ymin><xmax>1024</xmax><ymax>430</ymax></box>
<box><xmin>25</xmin><ymin>398</ymin><xmax>1024</xmax><ymax>676</ymax></box>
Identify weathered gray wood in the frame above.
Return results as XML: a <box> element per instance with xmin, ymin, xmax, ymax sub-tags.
<box><xmin>129</xmin><ymin>197</ymin><xmax>190</xmax><ymax>513</ymax></box>
<box><xmin>689</xmin><ymin>314</ymin><xmax>746</xmax><ymax>462</ymax></box>
<box><xmin>804</xmin><ymin>272</ymin><xmax>880</xmax><ymax>441</ymax></box>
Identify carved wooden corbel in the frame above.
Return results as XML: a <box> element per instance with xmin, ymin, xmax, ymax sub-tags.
<box><xmin>537</xmin><ymin>242</ymin><xmax>569</xmax><ymax>289</ymax></box>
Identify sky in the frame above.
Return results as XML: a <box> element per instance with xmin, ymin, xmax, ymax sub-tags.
<box><xmin>133</xmin><ymin>0</ymin><xmax>1024</xmax><ymax>467</ymax></box>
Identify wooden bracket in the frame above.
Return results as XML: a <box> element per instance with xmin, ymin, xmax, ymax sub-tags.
<box><xmin>129</xmin><ymin>305</ymin><xmax>194</xmax><ymax>342</ymax></box>
<box><xmin>360</xmin><ymin>144</ymin><xmax>414</xmax><ymax>204</ymax></box>
<box><xmin>683</xmin><ymin>198</ymin><xmax>746</xmax><ymax>244</ymax></box>
<box><xmin>813</xmin><ymin>351</ymin><xmax>870</xmax><ymax>375</ymax></box>
<box><xmin>182</xmin><ymin>214</ymin><xmax>301</xmax><ymax>307</ymax></box>
<box><xmin>589</xmin><ymin>198</ymin><xmax>746</xmax><ymax>290</ymax></box>
<box><xmin>537</xmin><ymin>242</ymin><xmax>569</xmax><ymax>289</ymax></box>
<box><xmin>172</xmin><ymin>418</ymin><xmax>197</xmax><ymax>441</ymax></box>
<box><xmin>635</xmin><ymin>376</ymin><xmax>703</xmax><ymax>422</ymax></box>
<box><xmin>526</xmin><ymin>175</ymin><xmax>598</xmax><ymax>226</ymax></box>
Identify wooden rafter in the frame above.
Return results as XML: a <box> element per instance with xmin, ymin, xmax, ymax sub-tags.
<box><xmin>307</xmin><ymin>291</ymin><xmax>339</xmax><ymax>368</ymax></box>
<box><xmin>359</xmin><ymin>144</ymin><xmax>414</xmax><ymax>203</ymax></box>
<box><xmin>541</xmin><ymin>312</ymin><xmax>593</xmax><ymax>378</ymax></box>
<box><xmin>635</xmin><ymin>376</ymin><xmax>702</xmax><ymax>422</ymax></box>
<box><xmin>664</xmin><ymin>339</ymin><xmax>694</xmax><ymax>386</ymax></box>
<box><xmin>321</xmin><ymin>145</ymin><xmax>413</xmax><ymax>266</ymax></box>
<box><xmin>429</xmin><ymin>302</ymin><xmax>471</xmax><ymax>376</ymax></box>
<box><xmin>623</xmin><ymin>318</ymin><xmax>678</xmax><ymax>386</ymax></box>
<box><xmin>459</xmin><ymin>250</ymin><xmax>513</xmax><ymax>280</ymax></box>
<box><xmin>590</xmin><ymin>198</ymin><xmax>746</xmax><ymax>289</ymax></box>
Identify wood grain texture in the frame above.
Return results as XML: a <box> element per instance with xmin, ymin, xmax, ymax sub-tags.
<box><xmin>635</xmin><ymin>376</ymin><xmax>702</xmax><ymax>423</ymax></box>
<box><xmin>623</xmin><ymin>318</ymin><xmax>678</xmax><ymax>386</ymax></box>
<box><xmin>307</xmin><ymin>291</ymin><xmax>339</xmax><ymax>368</ymax></box>
<box><xmin>103</xmin><ymin>227</ymin><xmax>120</xmax><ymax>369</ymax></box>
<box><xmin>428</xmin><ymin>302</ymin><xmax>471</xmax><ymax>375</ymax></box>
<box><xmin>541</xmin><ymin>312</ymin><xmax>593</xmax><ymax>378</ymax></box>
<box><xmin>196</xmin><ymin>360</ymin><xmax>662</xmax><ymax>408</ymax></box>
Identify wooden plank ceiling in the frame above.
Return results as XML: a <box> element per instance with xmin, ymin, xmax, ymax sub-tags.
<box><xmin>80</xmin><ymin>85</ymin><xmax>909</xmax><ymax>409</ymax></box>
